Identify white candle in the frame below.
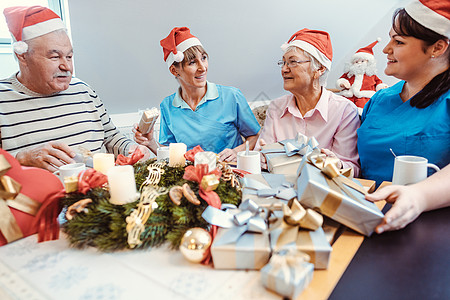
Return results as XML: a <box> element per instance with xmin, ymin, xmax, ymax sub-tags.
<box><xmin>169</xmin><ymin>143</ymin><xmax>187</xmax><ymax>167</ymax></box>
<box><xmin>237</xmin><ymin>151</ymin><xmax>261</xmax><ymax>174</ymax></box>
<box><xmin>107</xmin><ymin>165</ymin><xmax>138</xmax><ymax>205</ymax></box>
<box><xmin>157</xmin><ymin>146</ymin><xmax>170</xmax><ymax>161</ymax></box>
<box><xmin>93</xmin><ymin>153</ymin><xmax>115</xmax><ymax>174</ymax></box>
<box><xmin>194</xmin><ymin>151</ymin><xmax>217</xmax><ymax>172</ymax></box>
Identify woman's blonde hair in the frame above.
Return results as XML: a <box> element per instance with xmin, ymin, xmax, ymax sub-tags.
<box><xmin>172</xmin><ymin>45</ymin><xmax>208</xmax><ymax>68</ymax></box>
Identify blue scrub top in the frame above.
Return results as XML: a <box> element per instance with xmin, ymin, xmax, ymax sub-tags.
<box><xmin>357</xmin><ymin>81</ymin><xmax>450</xmax><ymax>185</ymax></box>
<box><xmin>159</xmin><ymin>82</ymin><xmax>260</xmax><ymax>153</ymax></box>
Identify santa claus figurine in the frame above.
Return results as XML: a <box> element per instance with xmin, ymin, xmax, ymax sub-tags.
<box><xmin>336</xmin><ymin>39</ymin><xmax>388</xmax><ymax>112</ymax></box>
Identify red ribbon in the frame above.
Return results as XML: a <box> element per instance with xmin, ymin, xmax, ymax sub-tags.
<box><xmin>116</xmin><ymin>148</ymin><xmax>144</xmax><ymax>166</ymax></box>
<box><xmin>184</xmin><ymin>145</ymin><xmax>204</xmax><ymax>162</ymax></box>
<box><xmin>183</xmin><ymin>164</ymin><xmax>222</xmax><ymax>264</ymax></box>
<box><xmin>33</xmin><ymin>190</ymin><xmax>66</xmax><ymax>243</ymax></box>
<box><xmin>78</xmin><ymin>169</ymin><xmax>108</xmax><ymax>194</ymax></box>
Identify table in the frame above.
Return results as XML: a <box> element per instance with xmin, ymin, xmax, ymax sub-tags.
<box><xmin>330</xmin><ymin>205</ymin><xmax>450</xmax><ymax>300</ymax></box>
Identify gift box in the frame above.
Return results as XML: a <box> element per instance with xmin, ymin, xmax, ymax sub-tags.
<box><xmin>261</xmin><ymin>133</ymin><xmax>319</xmax><ymax>175</ymax></box>
<box><xmin>297</xmin><ymin>154</ymin><xmax>384</xmax><ymax>236</ymax></box>
<box><xmin>261</xmin><ymin>251</ymin><xmax>314</xmax><ymax>299</ymax></box>
<box><xmin>241</xmin><ymin>173</ymin><xmax>297</xmax><ymax>207</ymax></box>
<box><xmin>211</xmin><ymin>228</ymin><xmax>271</xmax><ymax>270</ymax></box>
<box><xmin>0</xmin><ymin>150</ymin><xmax>64</xmax><ymax>246</ymax></box>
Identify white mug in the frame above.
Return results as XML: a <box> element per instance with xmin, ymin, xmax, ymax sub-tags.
<box><xmin>157</xmin><ymin>146</ymin><xmax>170</xmax><ymax>161</ymax></box>
<box><xmin>392</xmin><ymin>155</ymin><xmax>440</xmax><ymax>185</ymax></box>
<box><xmin>54</xmin><ymin>163</ymin><xmax>86</xmax><ymax>181</ymax></box>
<box><xmin>237</xmin><ymin>151</ymin><xmax>261</xmax><ymax>174</ymax></box>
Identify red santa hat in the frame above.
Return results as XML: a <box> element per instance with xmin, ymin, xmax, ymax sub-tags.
<box><xmin>160</xmin><ymin>27</ymin><xmax>203</xmax><ymax>68</ymax></box>
<box><xmin>3</xmin><ymin>6</ymin><xmax>66</xmax><ymax>54</ymax></box>
<box><xmin>352</xmin><ymin>38</ymin><xmax>381</xmax><ymax>62</ymax></box>
<box><xmin>281</xmin><ymin>28</ymin><xmax>333</xmax><ymax>70</ymax></box>
<box><xmin>405</xmin><ymin>0</ymin><xmax>450</xmax><ymax>38</ymax></box>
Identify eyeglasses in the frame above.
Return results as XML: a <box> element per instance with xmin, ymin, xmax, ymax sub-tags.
<box><xmin>277</xmin><ymin>60</ymin><xmax>311</xmax><ymax>68</ymax></box>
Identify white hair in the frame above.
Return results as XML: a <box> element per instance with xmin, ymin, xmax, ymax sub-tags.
<box><xmin>284</xmin><ymin>46</ymin><xmax>329</xmax><ymax>86</ymax></box>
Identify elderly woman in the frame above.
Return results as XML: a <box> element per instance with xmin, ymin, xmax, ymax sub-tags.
<box><xmin>257</xmin><ymin>28</ymin><xmax>360</xmax><ymax>175</ymax></box>
<box><xmin>358</xmin><ymin>0</ymin><xmax>450</xmax><ymax>185</ymax></box>
<box><xmin>134</xmin><ymin>27</ymin><xmax>260</xmax><ymax>162</ymax></box>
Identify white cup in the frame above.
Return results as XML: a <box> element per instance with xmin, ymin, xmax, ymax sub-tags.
<box><xmin>237</xmin><ymin>151</ymin><xmax>261</xmax><ymax>174</ymax></box>
<box><xmin>157</xmin><ymin>146</ymin><xmax>170</xmax><ymax>161</ymax></box>
<box><xmin>392</xmin><ymin>155</ymin><xmax>440</xmax><ymax>185</ymax></box>
<box><xmin>54</xmin><ymin>163</ymin><xmax>86</xmax><ymax>181</ymax></box>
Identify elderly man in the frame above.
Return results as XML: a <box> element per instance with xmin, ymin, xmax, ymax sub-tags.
<box><xmin>0</xmin><ymin>6</ymin><xmax>154</xmax><ymax>172</ymax></box>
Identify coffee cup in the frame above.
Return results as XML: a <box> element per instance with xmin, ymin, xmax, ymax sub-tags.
<box><xmin>54</xmin><ymin>163</ymin><xmax>86</xmax><ymax>181</ymax></box>
<box><xmin>237</xmin><ymin>151</ymin><xmax>261</xmax><ymax>174</ymax></box>
<box><xmin>392</xmin><ymin>155</ymin><xmax>440</xmax><ymax>185</ymax></box>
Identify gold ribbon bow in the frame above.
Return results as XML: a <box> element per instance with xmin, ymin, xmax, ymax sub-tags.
<box><xmin>272</xmin><ymin>198</ymin><xmax>323</xmax><ymax>249</ymax></box>
<box><xmin>0</xmin><ymin>155</ymin><xmax>40</xmax><ymax>244</ymax></box>
<box><xmin>305</xmin><ymin>151</ymin><xmax>367</xmax><ymax>217</ymax></box>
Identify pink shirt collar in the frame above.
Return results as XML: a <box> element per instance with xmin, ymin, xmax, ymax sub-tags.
<box><xmin>280</xmin><ymin>88</ymin><xmax>329</xmax><ymax>122</ymax></box>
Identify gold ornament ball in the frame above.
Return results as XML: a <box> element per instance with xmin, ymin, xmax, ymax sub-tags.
<box><xmin>179</xmin><ymin>227</ymin><xmax>212</xmax><ymax>263</ymax></box>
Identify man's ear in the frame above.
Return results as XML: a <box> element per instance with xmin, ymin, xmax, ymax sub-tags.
<box><xmin>15</xmin><ymin>52</ymin><xmax>27</xmax><ymax>65</ymax></box>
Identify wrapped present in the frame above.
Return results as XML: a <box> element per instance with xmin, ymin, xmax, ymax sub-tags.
<box><xmin>261</xmin><ymin>249</ymin><xmax>314</xmax><ymax>299</ymax></box>
<box><xmin>138</xmin><ymin>107</ymin><xmax>159</xmax><ymax>134</ymax></box>
<box><xmin>194</xmin><ymin>151</ymin><xmax>217</xmax><ymax>172</ymax></box>
<box><xmin>261</xmin><ymin>133</ymin><xmax>319</xmax><ymax>175</ymax></box>
<box><xmin>297</xmin><ymin>150</ymin><xmax>384</xmax><ymax>236</ymax></box>
<box><xmin>0</xmin><ymin>150</ymin><xmax>64</xmax><ymax>246</ymax></box>
<box><xmin>202</xmin><ymin>199</ymin><xmax>270</xmax><ymax>270</ymax></box>
<box><xmin>269</xmin><ymin>199</ymin><xmax>331</xmax><ymax>269</ymax></box>
<box><xmin>241</xmin><ymin>173</ymin><xmax>297</xmax><ymax>207</ymax></box>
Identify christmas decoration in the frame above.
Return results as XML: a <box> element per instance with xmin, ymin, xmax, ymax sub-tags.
<box><xmin>62</xmin><ymin>157</ymin><xmax>241</xmax><ymax>252</ymax></box>
<box><xmin>179</xmin><ymin>227</ymin><xmax>212</xmax><ymax>263</ymax></box>
<box><xmin>336</xmin><ymin>39</ymin><xmax>388</xmax><ymax>111</ymax></box>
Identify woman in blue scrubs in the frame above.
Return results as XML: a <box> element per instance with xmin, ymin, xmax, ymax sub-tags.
<box><xmin>358</xmin><ymin>1</ymin><xmax>450</xmax><ymax>185</ymax></box>
<box><xmin>134</xmin><ymin>27</ymin><xmax>260</xmax><ymax>162</ymax></box>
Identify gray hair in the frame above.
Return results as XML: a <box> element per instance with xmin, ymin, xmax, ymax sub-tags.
<box><xmin>284</xmin><ymin>46</ymin><xmax>329</xmax><ymax>86</ymax></box>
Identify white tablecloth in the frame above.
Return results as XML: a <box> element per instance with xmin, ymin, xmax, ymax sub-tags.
<box><xmin>0</xmin><ymin>233</ymin><xmax>281</xmax><ymax>300</ymax></box>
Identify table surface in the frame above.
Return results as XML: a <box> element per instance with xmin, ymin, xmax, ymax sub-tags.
<box><xmin>330</xmin><ymin>205</ymin><xmax>450</xmax><ymax>300</ymax></box>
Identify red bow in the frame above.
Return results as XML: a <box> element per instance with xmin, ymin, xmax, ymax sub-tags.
<box><xmin>78</xmin><ymin>169</ymin><xmax>108</xmax><ymax>194</ymax></box>
<box><xmin>116</xmin><ymin>148</ymin><xmax>144</xmax><ymax>166</ymax></box>
<box><xmin>184</xmin><ymin>145</ymin><xmax>204</xmax><ymax>162</ymax></box>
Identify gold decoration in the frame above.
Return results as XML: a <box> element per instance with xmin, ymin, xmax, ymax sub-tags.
<box><xmin>66</xmin><ymin>198</ymin><xmax>93</xmax><ymax>220</ymax></box>
<box><xmin>200</xmin><ymin>174</ymin><xmax>219</xmax><ymax>192</ymax></box>
<box><xmin>64</xmin><ymin>175</ymin><xmax>78</xmax><ymax>193</ymax></box>
<box><xmin>169</xmin><ymin>186</ymin><xmax>183</xmax><ymax>206</ymax></box>
<box><xmin>126</xmin><ymin>185</ymin><xmax>167</xmax><ymax>248</ymax></box>
<box><xmin>218</xmin><ymin>161</ymin><xmax>241</xmax><ymax>190</ymax></box>
<box><xmin>179</xmin><ymin>227</ymin><xmax>212</xmax><ymax>263</ymax></box>
<box><xmin>142</xmin><ymin>161</ymin><xmax>166</xmax><ymax>187</ymax></box>
<box><xmin>182</xmin><ymin>183</ymin><xmax>200</xmax><ymax>205</ymax></box>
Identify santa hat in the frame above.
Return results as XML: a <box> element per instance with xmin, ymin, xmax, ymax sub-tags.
<box><xmin>160</xmin><ymin>27</ymin><xmax>203</xmax><ymax>68</ymax></box>
<box><xmin>405</xmin><ymin>0</ymin><xmax>450</xmax><ymax>38</ymax></box>
<box><xmin>3</xmin><ymin>6</ymin><xmax>66</xmax><ymax>54</ymax></box>
<box><xmin>353</xmin><ymin>38</ymin><xmax>381</xmax><ymax>61</ymax></box>
<box><xmin>281</xmin><ymin>28</ymin><xmax>333</xmax><ymax>70</ymax></box>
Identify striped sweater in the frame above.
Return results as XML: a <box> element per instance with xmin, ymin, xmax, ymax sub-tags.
<box><xmin>0</xmin><ymin>74</ymin><xmax>133</xmax><ymax>158</ymax></box>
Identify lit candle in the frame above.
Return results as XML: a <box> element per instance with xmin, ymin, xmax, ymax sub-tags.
<box><xmin>93</xmin><ymin>153</ymin><xmax>115</xmax><ymax>174</ymax></box>
<box><xmin>169</xmin><ymin>143</ymin><xmax>187</xmax><ymax>167</ymax></box>
<box><xmin>107</xmin><ymin>165</ymin><xmax>139</xmax><ymax>205</ymax></box>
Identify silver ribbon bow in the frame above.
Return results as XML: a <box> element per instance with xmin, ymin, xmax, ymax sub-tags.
<box><xmin>261</xmin><ymin>133</ymin><xmax>319</xmax><ymax>157</ymax></box>
<box><xmin>241</xmin><ymin>173</ymin><xmax>297</xmax><ymax>202</ymax></box>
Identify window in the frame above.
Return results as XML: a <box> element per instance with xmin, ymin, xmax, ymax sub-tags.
<box><xmin>0</xmin><ymin>0</ymin><xmax>69</xmax><ymax>78</ymax></box>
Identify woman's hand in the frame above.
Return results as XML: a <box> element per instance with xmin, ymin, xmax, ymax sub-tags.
<box><xmin>365</xmin><ymin>185</ymin><xmax>426</xmax><ymax>233</ymax></box>
<box><xmin>132</xmin><ymin>123</ymin><xmax>154</xmax><ymax>146</ymax></box>
<box><xmin>320</xmin><ymin>148</ymin><xmax>343</xmax><ymax>169</ymax></box>
<box><xmin>218</xmin><ymin>148</ymin><xmax>237</xmax><ymax>162</ymax></box>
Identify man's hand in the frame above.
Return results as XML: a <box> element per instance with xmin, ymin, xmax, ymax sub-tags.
<box><xmin>15</xmin><ymin>142</ymin><xmax>76</xmax><ymax>172</ymax></box>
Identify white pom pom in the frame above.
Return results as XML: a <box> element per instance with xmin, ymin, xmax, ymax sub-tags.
<box><xmin>376</xmin><ymin>37</ymin><xmax>382</xmax><ymax>42</ymax></box>
<box><xmin>280</xmin><ymin>43</ymin><xmax>289</xmax><ymax>52</ymax></box>
<box><xmin>173</xmin><ymin>51</ymin><xmax>184</xmax><ymax>62</ymax></box>
<box><xmin>13</xmin><ymin>41</ymin><xmax>28</xmax><ymax>54</ymax></box>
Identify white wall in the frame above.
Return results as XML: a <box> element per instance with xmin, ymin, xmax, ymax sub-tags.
<box><xmin>2</xmin><ymin>0</ymin><xmax>409</xmax><ymax>114</ymax></box>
